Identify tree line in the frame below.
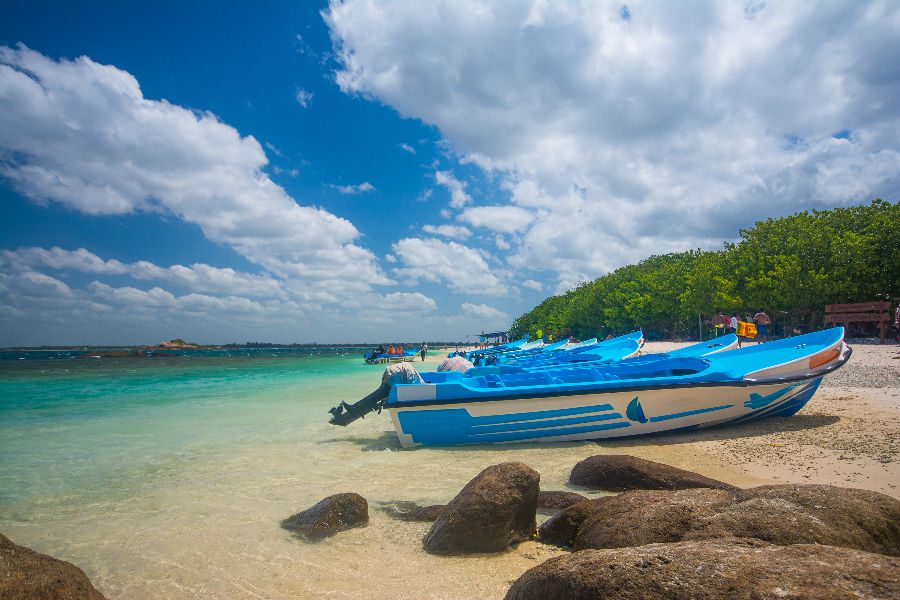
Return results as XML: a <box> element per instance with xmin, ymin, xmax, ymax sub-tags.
<box><xmin>509</xmin><ymin>199</ymin><xmax>899</xmax><ymax>341</ymax></box>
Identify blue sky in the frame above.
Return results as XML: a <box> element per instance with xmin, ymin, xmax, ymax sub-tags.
<box><xmin>1</xmin><ymin>1</ymin><xmax>899</xmax><ymax>345</ymax></box>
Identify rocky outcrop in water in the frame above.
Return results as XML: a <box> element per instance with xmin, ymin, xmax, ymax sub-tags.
<box><xmin>423</xmin><ymin>462</ymin><xmax>539</xmax><ymax>555</ymax></box>
<box><xmin>0</xmin><ymin>533</ymin><xmax>107</xmax><ymax>600</ymax></box>
<box><xmin>281</xmin><ymin>493</ymin><xmax>368</xmax><ymax>541</ymax></box>
<box><xmin>505</xmin><ymin>539</ymin><xmax>900</xmax><ymax>600</ymax></box>
<box><xmin>538</xmin><ymin>484</ymin><xmax>900</xmax><ymax>556</ymax></box>
<box><xmin>536</xmin><ymin>490</ymin><xmax>587</xmax><ymax>511</ymax></box>
<box><xmin>569</xmin><ymin>454</ymin><xmax>736</xmax><ymax>491</ymax></box>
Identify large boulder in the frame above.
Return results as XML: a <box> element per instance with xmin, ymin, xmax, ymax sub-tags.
<box><xmin>569</xmin><ymin>454</ymin><xmax>736</xmax><ymax>491</ymax></box>
<box><xmin>423</xmin><ymin>462</ymin><xmax>540</xmax><ymax>555</ymax></box>
<box><xmin>574</xmin><ymin>488</ymin><xmax>735</xmax><ymax>550</ymax></box>
<box><xmin>381</xmin><ymin>501</ymin><xmax>445</xmax><ymax>522</ymax></box>
<box><xmin>571</xmin><ymin>484</ymin><xmax>900</xmax><ymax>556</ymax></box>
<box><xmin>536</xmin><ymin>490</ymin><xmax>587</xmax><ymax>511</ymax></box>
<box><xmin>691</xmin><ymin>484</ymin><xmax>900</xmax><ymax>556</ymax></box>
<box><xmin>0</xmin><ymin>533</ymin><xmax>107</xmax><ymax>600</ymax></box>
<box><xmin>281</xmin><ymin>493</ymin><xmax>368</xmax><ymax>541</ymax></box>
<box><xmin>505</xmin><ymin>539</ymin><xmax>900</xmax><ymax>600</ymax></box>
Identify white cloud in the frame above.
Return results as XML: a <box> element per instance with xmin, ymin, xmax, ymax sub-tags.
<box><xmin>4</xmin><ymin>247</ymin><xmax>285</xmax><ymax>297</ymax></box>
<box><xmin>391</xmin><ymin>237</ymin><xmax>506</xmax><ymax>296</ymax></box>
<box><xmin>434</xmin><ymin>171</ymin><xmax>471</xmax><ymax>208</ymax></box>
<box><xmin>0</xmin><ymin>45</ymin><xmax>391</xmax><ymax>304</ymax></box>
<box><xmin>295</xmin><ymin>87</ymin><xmax>313</xmax><ymax>107</ymax></box>
<box><xmin>379</xmin><ymin>291</ymin><xmax>437</xmax><ymax>312</ymax></box>
<box><xmin>422</xmin><ymin>224</ymin><xmax>472</xmax><ymax>239</ymax></box>
<box><xmin>331</xmin><ymin>181</ymin><xmax>376</xmax><ymax>194</ymax></box>
<box><xmin>522</xmin><ymin>279</ymin><xmax>543</xmax><ymax>292</ymax></box>
<box><xmin>399</xmin><ymin>142</ymin><xmax>416</xmax><ymax>154</ymax></box>
<box><xmin>494</xmin><ymin>236</ymin><xmax>511</xmax><ymax>250</ymax></box>
<box><xmin>458</xmin><ymin>205</ymin><xmax>533</xmax><ymax>234</ymax></box>
<box><xmin>325</xmin><ymin>1</ymin><xmax>900</xmax><ymax>289</ymax></box>
<box><xmin>18</xmin><ymin>271</ymin><xmax>73</xmax><ymax>298</ymax></box>
<box><xmin>461</xmin><ymin>302</ymin><xmax>507</xmax><ymax>321</ymax></box>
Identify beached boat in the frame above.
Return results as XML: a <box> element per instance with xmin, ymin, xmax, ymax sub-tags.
<box><xmin>365</xmin><ymin>328</ymin><xmax>849</xmax><ymax>446</ymax></box>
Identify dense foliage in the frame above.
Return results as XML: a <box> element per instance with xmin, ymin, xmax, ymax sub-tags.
<box><xmin>510</xmin><ymin>200</ymin><xmax>899</xmax><ymax>340</ymax></box>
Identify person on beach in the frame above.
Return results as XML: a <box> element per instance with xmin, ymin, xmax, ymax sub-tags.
<box><xmin>713</xmin><ymin>310</ymin><xmax>727</xmax><ymax>337</ymax></box>
<box><xmin>728</xmin><ymin>313</ymin><xmax>738</xmax><ymax>336</ymax></box>
<box><xmin>420</xmin><ymin>342</ymin><xmax>428</xmax><ymax>361</ymax></box>
<box><xmin>754</xmin><ymin>309</ymin><xmax>771</xmax><ymax>343</ymax></box>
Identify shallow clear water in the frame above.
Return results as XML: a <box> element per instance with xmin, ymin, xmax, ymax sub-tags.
<box><xmin>0</xmin><ymin>352</ymin><xmax>602</xmax><ymax>599</ymax></box>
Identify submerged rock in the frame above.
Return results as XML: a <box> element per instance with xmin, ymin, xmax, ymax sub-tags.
<box><xmin>281</xmin><ymin>493</ymin><xmax>368</xmax><ymax>541</ymax></box>
<box><xmin>0</xmin><ymin>533</ymin><xmax>107</xmax><ymax>600</ymax></box>
<box><xmin>381</xmin><ymin>501</ymin><xmax>445</xmax><ymax>522</ymax></box>
<box><xmin>423</xmin><ymin>462</ymin><xmax>539</xmax><ymax>555</ymax></box>
<box><xmin>505</xmin><ymin>539</ymin><xmax>900</xmax><ymax>600</ymax></box>
<box><xmin>536</xmin><ymin>490</ymin><xmax>587</xmax><ymax>511</ymax></box>
<box><xmin>569</xmin><ymin>454</ymin><xmax>736</xmax><ymax>491</ymax></box>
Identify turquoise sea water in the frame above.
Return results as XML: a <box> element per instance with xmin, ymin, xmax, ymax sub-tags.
<box><xmin>0</xmin><ymin>350</ymin><xmax>601</xmax><ymax>599</ymax></box>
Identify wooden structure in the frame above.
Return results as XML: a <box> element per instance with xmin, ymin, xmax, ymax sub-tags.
<box><xmin>824</xmin><ymin>301</ymin><xmax>892</xmax><ymax>344</ymax></box>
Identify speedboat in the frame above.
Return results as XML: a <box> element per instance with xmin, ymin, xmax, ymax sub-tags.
<box><xmin>376</xmin><ymin>328</ymin><xmax>848</xmax><ymax>446</ymax></box>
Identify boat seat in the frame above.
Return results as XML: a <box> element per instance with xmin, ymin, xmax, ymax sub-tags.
<box><xmin>497</xmin><ymin>371</ymin><xmax>555</xmax><ymax>387</ymax></box>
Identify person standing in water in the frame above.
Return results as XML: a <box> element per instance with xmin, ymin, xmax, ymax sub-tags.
<box><xmin>420</xmin><ymin>342</ymin><xmax>428</xmax><ymax>361</ymax></box>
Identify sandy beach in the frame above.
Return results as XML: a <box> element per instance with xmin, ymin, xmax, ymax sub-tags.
<box><xmin>572</xmin><ymin>339</ymin><xmax>900</xmax><ymax>498</ymax></box>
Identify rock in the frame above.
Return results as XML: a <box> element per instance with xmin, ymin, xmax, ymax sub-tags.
<box><xmin>571</xmin><ymin>484</ymin><xmax>900</xmax><ymax>556</ymax></box>
<box><xmin>381</xmin><ymin>501</ymin><xmax>445</xmax><ymax>522</ymax></box>
<box><xmin>505</xmin><ymin>539</ymin><xmax>900</xmax><ymax>600</ymax></box>
<box><xmin>423</xmin><ymin>462</ymin><xmax>539</xmax><ymax>555</ymax></box>
<box><xmin>0</xmin><ymin>533</ymin><xmax>107</xmax><ymax>600</ymax></box>
<box><xmin>537</xmin><ymin>498</ymin><xmax>610</xmax><ymax>548</ymax></box>
<box><xmin>574</xmin><ymin>488</ymin><xmax>735</xmax><ymax>550</ymax></box>
<box><xmin>569</xmin><ymin>454</ymin><xmax>736</xmax><ymax>491</ymax></box>
<box><xmin>281</xmin><ymin>493</ymin><xmax>368</xmax><ymax>541</ymax></box>
<box><xmin>536</xmin><ymin>490</ymin><xmax>587</xmax><ymax>511</ymax></box>
<box><xmin>693</xmin><ymin>484</ymin><xmax>900</xmax><ymax>556</ymax></box>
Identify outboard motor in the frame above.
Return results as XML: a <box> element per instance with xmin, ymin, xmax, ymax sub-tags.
<box><xmin>328</xmin><ymin>363</ymin><xmax>423</xmax><ymax>426</ymax></box>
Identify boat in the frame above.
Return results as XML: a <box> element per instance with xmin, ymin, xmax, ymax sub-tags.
<box><xmin>363</xmin><ymin>349</ymin><xmax>417</xmax><ymax>365</ymax></box>
<box><xmin>330</xmin><ymin>328</ymin><xmax>849</xmax><ymax>447</ymax></box>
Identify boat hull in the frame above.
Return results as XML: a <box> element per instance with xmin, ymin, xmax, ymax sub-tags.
<box><xmin>387</xmin><ymin>376</ymin><xmax>823</xmax><ymax>447</ymax></box>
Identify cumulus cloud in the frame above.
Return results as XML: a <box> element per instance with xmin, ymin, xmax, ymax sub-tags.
<box><xmin>434</xmin><ymin>171</ymin><xmax>471</xmax><ymax>208</ymax></box>
<box><xmin>379</xmin><ymin>291</ymin><xmax>437</xmax><ymax>311</ymax></box>
<box><xmin>331</xmin><ymin>181</ymin><xmax>376</xmax><ymax>194</ymax></box>
<box><xmin>325</xmin><ymin>1</ymin><xmax>900</xmax><ymax>289</ymax></box>
<box><xmin>0</xmin><ymin>45</ymin><xmax>391</xmax><ymax>301</ymax></box>
<box><xmin>458</xmin><ymin>205</ymin><xmax>533</xmax><ymax>233</ymax></box>
<box><xmin>522</xmin><ymin>279</ymin><xmax>543</xmax><ymax>292</ymax></box>
<box><xmin>4</xmin><ymin>246</ymin><xmax>285</xmax><ymax>297</ymax></box>
<box><xmin>461</xmin><ymin>302</ymin><xmax>507</xmax><ymax>321</ymax></box>
<box><xmin>391</xmin><ymin>237</ymin><xmax>506</xmax><ymax>296</ymax></box>
<box><xmin>399</xmin><ymin>142</ymin><xmax>416</xmax><ymax>154</ymax></box>
<box><xmin>422</xmin><ymin>224</ymin><xmax>472</xmax><ymax>239</ymax></box>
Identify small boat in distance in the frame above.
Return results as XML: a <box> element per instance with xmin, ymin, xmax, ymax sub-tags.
<box><xmin>330</xmin><ymin>328</ymin><xmax>849</xmax><ymax>447</ymax></box>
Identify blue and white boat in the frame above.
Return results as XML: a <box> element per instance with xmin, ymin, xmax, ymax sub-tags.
<box><xmin>377</xmin><ymin>328</ymin><xmax>849</xmax><ymax>447</ymax></box>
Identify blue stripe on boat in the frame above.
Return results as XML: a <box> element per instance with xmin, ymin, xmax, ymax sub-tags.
<box><xmin>649</xmin><ymin>404</ymin><xmax>734</xmax><ymax>422</ymax></box>
<box><xmin>451</xmin><ymin>402</ymin><xmax>614</xmax><ymax>425</ymax></box>
<box><xmin>397</xmin><ymin>407</ymin><xmax>629</xmax><ymax>445</ymax></box>
<box><xmin>471</xmin><ymin>412</ymin><xmax>623</xmax><ymax>434</ymax></box>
